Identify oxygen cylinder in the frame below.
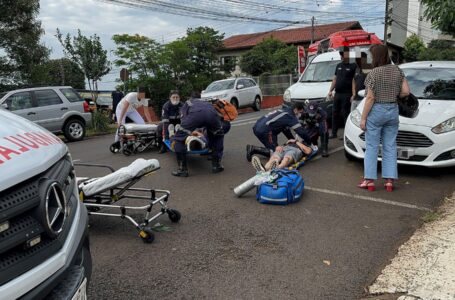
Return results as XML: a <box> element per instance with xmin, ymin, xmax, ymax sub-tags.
<box><xmin>233</xmin><ymin>175</ymin><xmax>258</xmax><ymax>197</ymax></box>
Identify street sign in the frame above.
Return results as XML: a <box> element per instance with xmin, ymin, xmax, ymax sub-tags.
<box><xmin>298</xmin><ymin>46</ymin><xmax>306</xmax><ymax>74</ymax></box>
<box><xmin>120</xmin><ymin>68</ymin><xmax>129</xmax><ymax>82</ymax></box>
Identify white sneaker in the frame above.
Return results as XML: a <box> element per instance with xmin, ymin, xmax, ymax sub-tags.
<box><xmin>168</xmin><ymin>124</ymin><xmax>175</xmax><ymax>137</ymax></box>
<box><xmin>251</xmin><ymin>155</ymin><xmax>266</xmax><ymax>172</ymax></box>
<box><xmin>311</xmin><ymin>144</ymin><xmax>318</xmax><ymax>153</ymax></box>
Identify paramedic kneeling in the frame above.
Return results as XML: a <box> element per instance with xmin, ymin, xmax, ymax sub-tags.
<box><xmin>171</xmin><ymin>96</ymin><xmax>225</xmax><ymax>177</ymax></box>
<box><xmin>246</xmin><ymin>102</ymin><xmax>311</xmax><ymax>161</ymax></box>
<box><xmin>114</xmin><ymin>86</ymin><xmax>153</xmax><ymax>144</ymax></box>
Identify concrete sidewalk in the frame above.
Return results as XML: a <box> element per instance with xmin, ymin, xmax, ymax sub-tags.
<box><xmin>368</xmin><ymin>192</ymin><xmax>455</xmax><ymax>300</ymax></box>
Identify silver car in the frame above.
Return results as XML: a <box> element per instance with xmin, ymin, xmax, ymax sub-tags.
<box><xmin>0</xmin><ymin>86</ymin><xmax>92</xmax><ymax>141</ymax></box>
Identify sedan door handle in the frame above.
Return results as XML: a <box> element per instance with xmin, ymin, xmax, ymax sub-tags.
<box><xmin>61</xmin><ymin>107</ymin><xmax>68</xmax><ymax>111</ymax></box>
<box><xmin>27</xmin><ymin>112</ymin><xmax>36</xmax><ymax>115</ymax></box>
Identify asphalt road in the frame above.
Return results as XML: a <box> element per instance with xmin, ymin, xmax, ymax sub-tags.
<box><xmin>69</xmin><ymin>109</ymin><xmax>455</xmax><ymax>300</ymax></box>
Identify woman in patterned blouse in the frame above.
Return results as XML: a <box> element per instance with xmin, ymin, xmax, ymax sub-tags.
<box><xmin>359</xmin><ymin>45</ymin><xmax>410</xmax><ymax>192</ymax></box>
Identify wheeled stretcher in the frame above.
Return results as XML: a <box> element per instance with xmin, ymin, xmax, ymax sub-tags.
<box><xmin>110</xmin><ymin>124</ymin><xmax>161</xmax><ymax>156</ymax></box>
<box><xmin>76</xmin><ymin>158</ymin><xmax>181</xmax><ymax>243</ymax></box>
<box><xmin>163</xmin><ymin>138</ymin><xmax>210</xmax><ymax>155</ymax></box>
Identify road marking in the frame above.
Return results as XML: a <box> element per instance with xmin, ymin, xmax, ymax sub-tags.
<box><xmin>73</xmin><ymin>159</ymin><xmax>81</xmax><ymax>162</ymax></box>
<box><xmin>231</xmin><ymin>120</ymin><xmax>258</xmax><ymax>127</ymax></box>
<box><xmin>305</xmin><ymin>186</ymin><xmax>431</xmax><ymax>211</ymax></box>
<box><xmin>231</xmin><ymin>116</ymin><xmax>261</xmax><ymax>124</ymax></box>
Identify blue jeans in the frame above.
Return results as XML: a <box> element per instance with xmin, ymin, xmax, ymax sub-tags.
<box><xmin>364</xmin><ymin>104</ymin><xmax>399</xmax><ymax>180</ymax></box>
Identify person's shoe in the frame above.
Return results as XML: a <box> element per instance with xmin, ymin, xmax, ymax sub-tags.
<box><xmin>384</xmin><ymin>179</ymin><xmax>394</xmax><ymax>192</ymax></box>
<box><xmin>246</xmin><ymin>145</ymin><xmax>271</xmax><ymax>161</ymax></box>
<box><xmin>172</xmin><ymin>154</ymin><xmax>188</xmax><ymax>177</ymax></box>
<box><xmin>251</xmin><ymin>155</ymin><xmax>265</xmax><ymax>172</ymax></box>
<box><xmin>168</xmin><ymin>124</ymin><xmax>175</xmax><ymax>137</ymax></box>
<box><xmin>320</xmin><ymin>133</ymin><xmax>329</xmax><ymax>157</ymax></box>
<box><xmin>158</xmin><ymin>143</ymin><xmax>167</xmax><ymax>154</ymax></box>
<box><xmin>358</xmin><ymin>179</ymin><xmax>375</xmax><ymax>191</ymax></box>
<box><xmin>212</xmin><ymin>158</ymin><xmax>224</xmax><ymax>173</ymax></box>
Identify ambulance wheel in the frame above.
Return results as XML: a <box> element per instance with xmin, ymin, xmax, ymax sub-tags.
<box><xmin>252</xmin><ymin>96</ymin><xmax>261</xmax><ymax>111</ymax></box>
<box><xmin>140</xmin><ymin>228</ymin><xmax>155</xmax><ymax>243</ymax></box>
<box><xmin>168</xmin><ymin>209</ymin><xmax>181</xmax><ymax>223</ymax></box>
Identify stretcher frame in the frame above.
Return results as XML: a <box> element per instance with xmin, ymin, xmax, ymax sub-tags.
<box><xmin>163</xmin><ymin>139</ymin><xmax>210</xmax><ymax>155</ymax></box>
<box><xmin>76</xmin><ymin>163</ymin><xmax>181</xmax><ymax>243</ymax></box>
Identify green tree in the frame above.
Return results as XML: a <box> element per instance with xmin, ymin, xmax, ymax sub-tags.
<box><xmin>428</xmin><ymin>39</ymin><xmax>455</xmax><ymax>49</ymax></box>
<box><xmin>403</xmin><ymin>34</ymin><xmax>426</xmax><ymax>62</ymax></box>
<box><xmin>0</xmin><ymin>0</ymin><xmax>49</xmax><ymax>89</ymax></box>
<box><xmin>421</xmin><ymin>0</ymin><xmax>455</xmax><ymax>37</ymax></box>
<box><xmin>112</xmin><ymin>34</ymin><xmax>160</xmax><ymax>78</ymax></box>
<box><xmin>56</xmin><ymin>29</ymin><xmax>110</xmax><ymax>99</ymax></box>
<box><xmin>30</xmin><ymin>58</ymin><xmax>85</xmax><ymax>89</ymax></box>
<box><xmin>240</xmin><ymin>38</ymin><xmax>296</xmax><ymax>76</ymax></box>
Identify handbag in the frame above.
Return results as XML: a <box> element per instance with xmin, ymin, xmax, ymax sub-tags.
<box><xmin>397</xmin><ymin>93</ymin><xmax>419</xmax><ymax>118</ymax></box>
<box><xmin>256</xmin><ymin>169</ymin><xmax>304</xmax><ymax>205</ymax></box>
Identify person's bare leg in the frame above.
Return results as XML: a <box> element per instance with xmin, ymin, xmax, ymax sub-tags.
<box><xmin>265</xmin><ymin>155</ymin><xmax>281</xmax><ymax>171</ymax></box>
<box><xmin>278</xmin><ymin>156</ymin><xmax>293</xmax><ymax>168</ymax></box>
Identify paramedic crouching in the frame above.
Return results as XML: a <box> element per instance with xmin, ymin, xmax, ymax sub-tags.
<box><xmin>113</xmin><ymin>86</ymin><xmax>153</xmax><ymax>147</ymax></box>
<box><xmin>246</xmin><ymin>102</ymin><xmax>312</xmax><ymax>161</ymax></box>
<box><xmin>171</xmin><ymin>94</ymin><xmax>225</xmax><ymax>177</ymax></box>
<box><xmin>158</xmin><ymin>90</ymin><xmax>183</xmax><ymax>153</ymax></box>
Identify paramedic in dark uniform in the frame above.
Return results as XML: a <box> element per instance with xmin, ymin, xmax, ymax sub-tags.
<box><xmin>327</xmin><ymin>46</ymin><xmax>357</xmax><ymax>139</ymax></box>
<box><xmin>157</xmin><ymin>90</ymin><xmax>183</xmax><ymax>153</ymax></box>
<box><xmin>171</xmin><ymin>92</ymin><xmax>225</xmax><ymax>177</ymax></box>
<box><xmin>301</xmin><ymin>100</ymin><xmax>329</xmax><ymax>157</ymax></box>
<box><xmin>246</xmin><ymin>102</ymin><xmax>311</xmax><ymax>161</ymax></box>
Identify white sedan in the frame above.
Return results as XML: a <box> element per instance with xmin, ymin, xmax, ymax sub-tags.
<box><xmin>344</xmin><ymin>61</ymin><xmax>455</xmax><ymax>168</ymax></box>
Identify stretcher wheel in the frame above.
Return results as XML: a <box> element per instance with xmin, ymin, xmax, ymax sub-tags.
<box><xmin>139</xmin><ymin>227</ymin><xmax>155</xmax><ymax>243</ymax></box>
<box><xmin>167</xmin><ymin>209</ymin><xmax>181</xmax><ymax>223</ymax></box>
<box><xmin>122</xmin><ymin>148</ymin><xmax>132</xmax><ymax>156</ymax></box>
<box><xmin>109</xmin><ymin>142</ymin><xmax>120</xmax><ymax>153</ymax></box>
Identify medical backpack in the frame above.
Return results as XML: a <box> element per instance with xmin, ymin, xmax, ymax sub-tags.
<box><xmin>213</xmin><ymin>99</ymin><xmax>238</xmax><ymax>121</ymax></box>
<box><xmin>256</xmin><ymin>169</ymin><xmax>304</xmax><ymax>205</ymax></box>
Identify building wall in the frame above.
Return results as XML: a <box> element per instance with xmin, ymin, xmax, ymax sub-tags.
<box><xmin>389</xmin><ymin>0</ymin><xmax>409</xmax><ymax>48</ymax></box>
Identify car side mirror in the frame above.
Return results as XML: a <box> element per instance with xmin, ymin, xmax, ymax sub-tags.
<box><xmin>1</xmin><ymin>103</ymin><xmax>9</xmax><ymax>110</ymax></box>
<box><xmin>357</xmin><ymin>89</ymin><xmax>365</xmax><ymax>97</ymax></box>
<box><xmin>292</xmin><ymin>76</ymin><xmax>299</xmax><ymax>83</ymax></box>
<box><xmin>201</xmin><ymin>90</ymin><xmax>205</xmax><ymax>93</ymax></box>
<box><xmin>237</xmin><ymin>84</ymin><xmax>244</xmax><ymax>90</ymax></box>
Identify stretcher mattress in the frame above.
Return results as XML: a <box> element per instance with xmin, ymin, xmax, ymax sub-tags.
<box><xmin>124</xmin><ymin>124</ymin><xmax>158</xmax><ymax>134</ymax></box>
<box><xmin>80</xmin><ymin>158</ymin><xmax>160</xmax><ymax>196</ymax></box>
<box><xmin>163</xmin><ymin>139</ymin><xmax>209</xmax><ymax>155</ymax></box>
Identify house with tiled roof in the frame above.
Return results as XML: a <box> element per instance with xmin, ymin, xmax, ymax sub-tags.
<box><xmin>219</xmin><ymin>21</ymin><xmax>362</xmax><ymax>75</ymax></box>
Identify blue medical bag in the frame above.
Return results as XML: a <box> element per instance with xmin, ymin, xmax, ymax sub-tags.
<box><xmin>256</xmin><ymin>169</ymin><xmax>304</xmax><ymax>205</ymax></box>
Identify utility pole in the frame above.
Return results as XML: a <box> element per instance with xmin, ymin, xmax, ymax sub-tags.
<box><xmin>311</xmin><ymin>16</ymin><xmax>315</xmax><ymax>44</ymax></box>
<box><xmin>383</xmin><ymin>0</ymin><xmax>390</xmax><ymax>44</ymax></box>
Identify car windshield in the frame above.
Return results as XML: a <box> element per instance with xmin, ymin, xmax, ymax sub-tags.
<box><xmin>402</xmin><ymin>67</ymin><xmax>455</xmax><ymax>100</ymax></box>
<box><xmin>299</xmin><ymin>61</ymin><xmax>339</xmax><ymax>82</ymax></box>
<box><xmin>205</xmin><ymin>79</ymin><xmax>235</xmax><ymax>92</ymax></box>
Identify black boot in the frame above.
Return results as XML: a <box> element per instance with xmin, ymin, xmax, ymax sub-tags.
<box><xmin>246</xmin><ymin>145</ymin><xmax>271</xmax><ymax>161</ymax></box>
<box><xmin>212</xmin><ymin>156</ymin><xmax>224</xmax><ymax>173</ymax></box>
<box><xmin>172</xmin><ymin>153</ymin><xmax>188</xmax><ymax>177</ymax></box>
<box><xmin>158</xmin><ymin>143</ymin><xmax>167</xmax><ymax>154</ymax></box>
<box><xmin>321</xmin><ymin>132</ymin><xmax>329</xmax><ymax>157</ymax></box>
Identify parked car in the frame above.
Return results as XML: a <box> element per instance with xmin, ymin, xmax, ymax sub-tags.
<box><xmin>283</xmin><ymin>48</ymin><xmax>373</xmax><ymax>127</ymax></box>
<box><xmin>0</xmin><ymin>86</ymin><xmax>92</xmax><ymax>142</ymax></box>
<box><xmin>0</xmin><ymin>108</ymin><xmax>91</xmax><ymax>299</ymax></box>
<box><xmin>344</xmin><ymin>61</ymin><xmax>455</xmax><ymax>168</ymax></box>
<box><xmin>201</xmin><ymin>77</ymin><xmax>262</xmax><ymax>111</ymax></box>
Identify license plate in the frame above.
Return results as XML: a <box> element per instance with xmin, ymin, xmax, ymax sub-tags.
<box><xmin>71</xmin><ymin>278</ymin><xmax>87</xmax><ymax>300</ymax></box>
<box><xmin>378</xmin><ymin>147</ymin><xmax>411</xmax><ymax>160</ymax></box>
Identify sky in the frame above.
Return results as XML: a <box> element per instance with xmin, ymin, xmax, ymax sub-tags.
<box><xmin>38</xmin><ymin>0</ymin><xmax>386</xmax><ymax>90</ymax></box>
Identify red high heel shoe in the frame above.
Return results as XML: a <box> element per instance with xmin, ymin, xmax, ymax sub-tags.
<box><xmin>384</xmin><ymin>179</ymin><xmax>394</xmax><ymax>192</ymax></box>
<box><xmin>358</xmin><ymin>179</ymin><xmax>375</xmax><ymax>191</ymax></box>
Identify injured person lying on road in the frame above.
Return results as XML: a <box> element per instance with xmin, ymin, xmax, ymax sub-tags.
<box><xmin>251</xmin><ymin>139</ymin><xmax>317</xmax><ymax>172</ymax></box>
